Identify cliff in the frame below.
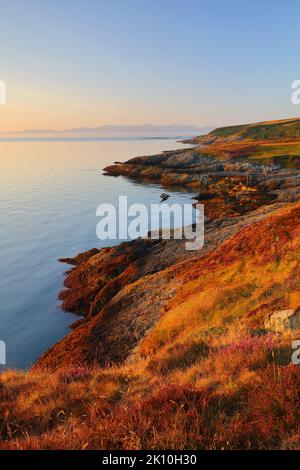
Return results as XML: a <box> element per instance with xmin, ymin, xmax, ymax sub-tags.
<box><xmin>103</xmin><ymin>119</ymin><xmax>300</xmax><ymax>219</ymax></box>
<box><xmin>1</xmin><ymin>118</ymin><xmax>300</xmax><ymax>450</ymax></box>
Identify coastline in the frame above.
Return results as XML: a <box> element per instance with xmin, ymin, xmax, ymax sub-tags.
<box><xmin>34</xmin><ymin>200</ymin><xmax>288</xmax><ymax>371</ymax></box>
<box><xmin>34</xmin><ymin>119</ymin><xmax>300</xmax><ymax>370</ymax></box>
<box><xmin>2</xmin><ymin>119</ymin><xmax>300</xmax><ymax>449</ymax></box>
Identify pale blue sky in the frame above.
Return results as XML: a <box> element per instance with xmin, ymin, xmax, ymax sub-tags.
<box><xmin>0</xmin><ymin>0</ymin><xmax>299</xmax><ymax>130</ymax></box>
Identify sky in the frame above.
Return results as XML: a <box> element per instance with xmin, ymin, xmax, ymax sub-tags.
<box><xmin>0</xmin><ymin>0</ymin><xmax>300</xmax><ymax>131</ymax></box>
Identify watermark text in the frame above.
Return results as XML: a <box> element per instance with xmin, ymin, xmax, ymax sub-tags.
<box><xmin>0</xmin><ymin>80</ymin><xmax>6</xmax><ymax>104</ymax></box>
<box><xmin>96</xmin><ymin>196</ymin><xmax>204</xmax><ymax>251</ymax></box>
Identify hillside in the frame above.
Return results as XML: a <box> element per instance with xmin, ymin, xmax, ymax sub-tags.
<box><xmin>1</xmin><ymin>202</ymin><xmax>300</xmax><ymax>449</ymax></box>
<box><xmin>1</xmin><ymin>117</ymin><xmax>300</xmax><ymax>450</ymax></box>
<box><xmin>104</xmin><ymin>118</ymin><xmax>300</xmax><ymax>200</ymax></box>
<box><xmin>189</xmin><ymin>117</ymin><xmax>300</xmax><ymax>144</ymax></box>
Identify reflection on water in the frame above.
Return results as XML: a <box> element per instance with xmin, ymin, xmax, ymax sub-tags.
<box><xmin>0</xmin><ymin>139</ymin><xmax>195</xmax><ymax>369</ymax></box>
<box><xmin>120</xmin><ymin>175</ymin><xmax>194</xmax><ymax>194</ymax></box>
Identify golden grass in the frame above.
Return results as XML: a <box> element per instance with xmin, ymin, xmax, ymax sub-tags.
<box><xmin>1</xmin><ymin>203</ymin><xmax>300</xmax><ymax>449</ymax></box>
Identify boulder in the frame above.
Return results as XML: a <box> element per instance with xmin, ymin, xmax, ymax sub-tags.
<box><xmin>264</xmin><ymin>309</ymin><xmax>300</xmax><ymax>332</ymax></box>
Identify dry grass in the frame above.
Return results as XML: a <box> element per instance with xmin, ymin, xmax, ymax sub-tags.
<box><xmin>1</xmin><ymin>203</ymin><xmax>300</xmax><ymax>449</ymax></box>
<box><xmin>1</xmin><ymin>360</ymin><xmax>299</xmax><ymax>449</ymax></box>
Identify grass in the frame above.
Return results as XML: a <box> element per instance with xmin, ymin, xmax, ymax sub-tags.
<box><xmin>207</xmin><ymin>117</ymin><xmax>300</xmax><ymax>142</ymax></box>
<box><xmin>1</xmin><ymin>202</ymin><xmax>300</xmax><ymax>449</ymax></box>
<box><xmin>1</xmin><ymin>360</ymin><xmax>299</xmax><ymax>449</ymax></box>
<box><xmin>194</xmin><ymin>118</ymin><xmax>300</xmax><ymax>169</ymax></box>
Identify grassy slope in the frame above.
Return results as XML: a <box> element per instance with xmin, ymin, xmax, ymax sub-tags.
<box><xmin>1</xmin><ymin>202</ymin><xmax>300</xmax><ymax>449</ymax></box>
<box><xmin>208</xmin><ymin>118</ymin><xmax>300</xmax><ymax>141</ymax></box>
<box><xmin>103</xmin><ymin>118</ymin><xmax>300</xmax><ymax>191</ymax></box>
<box><xmin>192</xmin><ymin>118</ymin><xmax>300</xmax><ymax>164</ymax></box>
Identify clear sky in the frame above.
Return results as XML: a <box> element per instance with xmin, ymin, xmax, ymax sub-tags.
<box><xmin>0</xmin><ymin>0</ymin><xmax>300</xmax><ymax>131</ymax></box>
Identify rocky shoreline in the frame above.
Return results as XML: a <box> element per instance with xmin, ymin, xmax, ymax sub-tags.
<box><xmin>34</xmin><ymin>119</ymin><xmax>300</xmax><ymax>371</ymax></box>
<box><xmin>104</xmin><ymin>139</ymin><xmax>300</xmax><ymax>219</ymax></box>
<box><xmin>3</xmin><ymin>119</ymin><xmax>300</xmax><ymax>450</ymax></box>
<box><xmin>34</xmin><ymin>201</ymin><xmax>288</xmax><ymax>371</ymax></box>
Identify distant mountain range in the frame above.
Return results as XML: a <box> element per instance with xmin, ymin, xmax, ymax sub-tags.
<box><xmin>0</xmin><ymin>124</ymin><xmax>212</xmax><ymax>138</ymax></box>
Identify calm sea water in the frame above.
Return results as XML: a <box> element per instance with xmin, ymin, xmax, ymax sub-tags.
<box><xmin>0</xmin><ymin>139</ymin><xmax>196</xmax><ymax>369</ymax></box>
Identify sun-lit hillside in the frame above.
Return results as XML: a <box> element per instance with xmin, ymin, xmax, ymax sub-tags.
<box><xmin>1</xmin><ymin>202</ymin><xmax>300</xmax><ymax>450</ymax></box>
<box><xmin>192</xmin><ymin>118</ymin><xmax>300</xmax><ymax>143</ymax></box>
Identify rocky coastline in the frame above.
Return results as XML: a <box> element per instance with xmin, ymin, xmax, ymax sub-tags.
<box><xmin>35</xmin><ymin>118</ymin><xmax>300</xmax><ymax>371</ymax></box>
<box><xmin>2</xmin><ymin>118</ymin><xmax>300</xmax><ymax>450</ymax></box>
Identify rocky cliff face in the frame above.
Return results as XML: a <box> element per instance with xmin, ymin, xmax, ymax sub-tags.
<box><xmin>2</xmin><ymin>119</ymin><xmax>300</xmax><ymax>450</ymax></box>
<box><xmin>35</xmin><ymin>118</ymin><xmax>300</xmax><ymax>371</ymax></box>
<box><xmin>35</xmin><ymin>200</ymin><xmax>292</xmax><ymax>371</ymax></box>
<box><xmin>104</xmin><ymin>121</ymin><xmax>300</xmax><ymax>219</ymax></box>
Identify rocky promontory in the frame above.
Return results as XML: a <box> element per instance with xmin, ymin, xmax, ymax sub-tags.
<box><xmin>2</xmin><ymin>119</ymin><xmax>300</xmax><ymax>450</ymax></box>
<box><xmin>104</xmin><ymin>119</ymin><xmax>300</xmax><ymax>219</ymax></box>
<box><xmin>34</xmin><ymin>118</ymin><xmax>300</xmax><ymax>371</ymax></box>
